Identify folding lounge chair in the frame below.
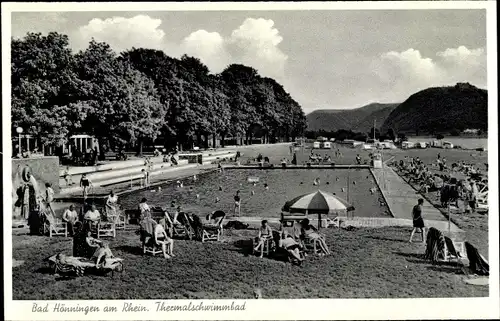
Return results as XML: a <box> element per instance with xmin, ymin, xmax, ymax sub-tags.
<box><xmin>464</xmin><ymin>242</ymin><xmax>489</xmax><ymax>276</ymax></box>
<box><xmin>424</xmin><ymin>227</ymin><xmax>446</xmax><ymax>263</ymax></box>
<box><xmin>43</xmin><ymin>213</ymin><xmax>68</xmax><ymax>238</ymax></box>
<box><xmin>444</xmin><ymin>236</ymin><xmax>467</xmax><ymax>272</ymax></box>
<box><xmin>46</xmin><ymin>254</ymin><xmax>124</xmax><ymax>277</ymax></box>
<box><xmin>170</xmin><ymin>211</ymin><xmax>196</xmax><ymax>240</ymax></box>
<box><xmin>201</xmin><ymin>212</ymin><xmax>226</xmax><ymax>243</ymax></box>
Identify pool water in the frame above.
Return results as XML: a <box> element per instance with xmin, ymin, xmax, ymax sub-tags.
<box><xmin>119</xmin><ymin>169</ymin><xmax>391</xmax><ymax>219</ymax></box>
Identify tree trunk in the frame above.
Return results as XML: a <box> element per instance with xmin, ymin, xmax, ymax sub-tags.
<box><xmin>203</xmin><ymin>134</ymin><xmax>209</xmax><ymax>149</ymax></box>
<box><xmin>138</xmin><ymin>140</ymin><xmax>143</xmax><ymax>157</ymax></box>
<box><xmin>212</xmin><ymin>133</ymin><xmax>217</xmax><ymax>149</ymax></box>
<box><xmin>221</xmin><ymin>133</ymin><xmax>226</xmax><ymax>148</ymax></box>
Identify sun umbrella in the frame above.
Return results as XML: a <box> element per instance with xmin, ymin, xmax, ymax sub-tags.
<box><xmin>282</xmin><ymin>190</ymin><xmax>354</xmax><ymax>228</ymax></box>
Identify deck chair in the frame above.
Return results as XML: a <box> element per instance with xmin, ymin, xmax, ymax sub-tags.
<box><xmin>43</xmin><ymin>213</ymin><xmax>68</xmax><ymax>237</ymax></box>
<box><xmin>143</xmin><ymin>238</ymin><xmax>163</xmax><ymax>256</ymax></box>
<box><xmin>464</xmin><ymin>242</ymin><xmax>489</xmax><ymax>276</ymax></box>
<box><xmin>97</xmin><ymin>221</ymin><xmax>116</xmax><ymax>238</ymax></box>
<box><xmin>201</xmin><ymin>211</ymin><xmax>226</xmax><ymax>243</ymax></box>
<box><xmin>424</xmin><ymin>227</ymin><xmax>446</xmax><ymax>263</ymax></box>
<box><xmin>252</xmin><ymin>235</ymin><xmax>275</xmax><ymax>257</ymax></box>
<box><xmin>444</xmin><ymin>237</ymin><xmax>467</xmax><ymax>272</ymax></box>
<box><xmin>170</xmin><ymin>211</ymin><xmax>196</xmax><ymax>240</ymax></box>
<box><xmin>106</xmin><ymin>207</ymin><xmax>126</xmax><ymax>230</ymax></box>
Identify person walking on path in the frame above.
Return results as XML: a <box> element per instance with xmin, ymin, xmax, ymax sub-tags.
<box><xmin>409</xmin><ymin>198</ymin><xmax>426</xmax><ymax>243</ymax></box>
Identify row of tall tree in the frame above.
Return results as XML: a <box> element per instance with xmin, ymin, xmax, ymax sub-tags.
<box><xmin>11</xmin><ymin>32</ymin><xmax>307</xmax><ymax>155</ymax></box>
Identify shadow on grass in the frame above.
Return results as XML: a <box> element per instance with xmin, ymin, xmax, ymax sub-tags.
<box><xmin>35</xmin><ymin>266</ymin><xmax>54</xmax><ymax>275</ymax></box>
<box><xmin>365</xmin><ymin>236</ymin><xmax>408</xmax><ymax>243</ymax></box>
<box><xmin>115</xmin><ymin>245</ymin><xmax>143</xmax><ymax>256</ymax></box>
<box><xmin>427</xmin><ymin>265</ymin><xmax>463</xmax><ymax>275</ymax></box>
<box><xmin>233</xmin><ymin>239</ymin><xmax>253</xmax><ymax>256</ymax></box>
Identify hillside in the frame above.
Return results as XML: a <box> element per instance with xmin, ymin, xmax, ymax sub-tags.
<box><xmin>306</xmin><ymin>103</ymin><xmax>399</xmax><ymax>132</ymax></box>
<box><xmin>381</xmin><ymin>83</ymin><xmax>488</xmax><ymax>134</ymax></box>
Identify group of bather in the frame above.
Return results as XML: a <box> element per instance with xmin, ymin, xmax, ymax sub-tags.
<box><xmin>394</xmin><ymin>154</ymin><xmax>486</xmax><ymax>213</ymax></box>
<box><xmin>253</xmin><ymin>218</ymin><xmax>331</xmax><ymax>265</ymax></box>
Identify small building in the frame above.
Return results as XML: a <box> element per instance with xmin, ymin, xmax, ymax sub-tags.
<box><xmin>401</xmin><ymin>141</ymin><xmax>415</xmax><ymax>149</ymax></box>
<box><xmin>313</xmin><ymin>141</ymin><xmax>321</xmax><ymax>149</ymax></box>
<box><xmin>321</xmin><ymin>141</ymin><xmax>332</xmax><ymax>149</ymax></box>
<box><xmin>442</xmin><ymin>141</ymin><xmax>454</xmax><ymax>149</ymax></box>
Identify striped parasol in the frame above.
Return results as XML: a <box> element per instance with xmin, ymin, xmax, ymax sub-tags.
<box><xmin>282</xmin><ymin>190</ymin><xmax>355</xmax><ymax>215</ymax></box>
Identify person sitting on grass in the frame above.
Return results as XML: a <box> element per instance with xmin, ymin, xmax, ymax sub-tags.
<box><xmin>253</xmin><ymin>220</ymin><xmax>273</xmax><ymax>258</ymax></box>
<box><xmin>300</xmin><ymin>218</ymin><xmax>331</xmax><ymax>255</ymax></box>
<box><xmin>279</xmin><ymin>231</ymin><xmax>305</xmax><ymax>264</ymax></box>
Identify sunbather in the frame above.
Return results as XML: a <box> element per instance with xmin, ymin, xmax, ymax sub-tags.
<box><xmin>93</xmin><ymin>242</ymin><xmax>115</xmax><ymax>268</ymax></box>
<box><xmin>279</xmin><ymin>231</ymin><xmax>304</xmax><ymax>263</ymax></box>
<box><xmin>300</xmin><ymin>219</ymin><xmax>331</xmax><ymax>255</ymax></box>
<box><xmin>56</xmin><ymin>253</ymin><xmax>95</xmax><ymax>268</ymax></box>
<box><xmin>153</xmin><ymin>223</ymin><xmax>175</xmax><ymax>259</ymax></box>
<box><xmin>253</xmin><ymin>220</ymin><xmax>273</xmax><ymax>258</ymax></box>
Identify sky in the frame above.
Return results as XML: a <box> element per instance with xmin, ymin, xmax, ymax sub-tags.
<box><xmin>11</xmin><ymin>9</ymin><xmax>487</xmax><ymax>114</ymax></box>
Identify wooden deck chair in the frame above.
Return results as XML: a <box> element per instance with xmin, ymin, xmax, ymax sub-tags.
<box><xmin>106</xmin><ymin>207</ymin><xmax>126</xmax><ymax>230</ymax></box>
<box><xmin>43</xmin><ymin>213</ymin><xmax>68</xmax><ymax>238</ymax></box>
<box><xmin>201</xmin><ymin>212</ymin><xmax>226</xmax><ymax>243</ymax></box>
<box><xmin>444</xmin><ymin>236</ymin><xmax>467</xmax><ymax>273</ymax></box>
<box><xmin>170</xmin><ymin>211</ymin><xmax>196</xmax><ymax>240</ymax></box>
<box><xmin>252</xmin><ymin>235</ymin><xmax>275</xmax><ymax>257</ymax></box>
<box><xmin>143</xmin><ymin>241</ymin><xmax>163</xmax><ymax>256</ymax></box>
<box><xmin>97</xmin><ymin>221</ymin><xmax>116</xmax><ymax>238</ymax></box>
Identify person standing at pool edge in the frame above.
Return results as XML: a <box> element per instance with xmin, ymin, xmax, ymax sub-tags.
<box><xmin>409</xmin><ymin>198</ymin><xmax>425</xmax><ymax>243</ymax></box>
<box><xmin>234</xmin><ymin>190</ymin><xmax>241</xmax><ymax>216</ymax></box>
<box><xmin>80</xmin><ymin>174</ymin><xmax>92</xmax><ymax>199</ymax></box>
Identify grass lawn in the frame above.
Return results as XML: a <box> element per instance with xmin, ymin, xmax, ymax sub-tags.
<box><xmin>12</xmin><ymin>225</ymin><xmax>488</xmax><ymax>300</ymax></box>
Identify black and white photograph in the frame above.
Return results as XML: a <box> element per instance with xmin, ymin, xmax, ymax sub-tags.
<box><xmin>3</xmin><ymin>1</ymin><xmax>498</xmax><ymax>320</ymax></box>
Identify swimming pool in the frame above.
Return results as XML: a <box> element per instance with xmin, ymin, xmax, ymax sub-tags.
<box><xmin>119</xmin><ymin>168</ymin><xmax>391</xmax><ymax>219</ymax></box>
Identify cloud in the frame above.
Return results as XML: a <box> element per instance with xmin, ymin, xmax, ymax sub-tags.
<box><xmin>180</xmin><ymin>30</ymin><xmax>229</xmax><ymax>72</ymax></box>
<box><xmin>372</xmin><ymin>46</ymin><xmax>486</xmax><ymax>101</ymax></box>
<box><xmin>73</xmin><ymin>15</ymin><xmax>288</xmax><ymax>78</ymax></box>
<box><xmin>226</xmin><ymin>18</ymin><xmax>288</xmax><ymax>78</ymax></box>
<box><xmin>72</xmin><ymin>15</ymin><xmax>167</xmax><ymax>53</ymax></box>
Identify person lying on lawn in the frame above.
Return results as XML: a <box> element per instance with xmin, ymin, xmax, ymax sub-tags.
<box><xmin>279</xmin><ymin>231</ymin><xmax>304</xmax><ymax>263</ymax></box>
<box><xmin>253</xmin><ymin>220</ymin><xmax>273</xmax><ymax>258</ymax></box>
<box><xmin>56</xmin><ymin>253</ymin><xmax>96</xmax><ymax>268</ymax></box>
<box><xmin>300</xmin><ymin>218</ymin><xmax>331</xmax><ymax>255</ymax></box>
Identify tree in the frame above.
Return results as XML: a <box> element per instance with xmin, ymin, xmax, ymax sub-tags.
<box><xmin>436</xmin><ymin>133</ymin><xmax>444</xmax><ymax>140</ymax></box>
<box><xmin>11</xmin><ymin>32</ymin><xmax>80</xmax><ymax>148</ymax></box>
<box><xmin>368</xmin><ymin>127</ymin><xmax>381</xmax><ymax>140</ymax></box>
<box><xmin>74</xmin><ymin>40</ymin><xmax>165</xmax><ymax>155</ymax></box>
<box><xmin>387</xmin><ymin>128</ymin><xmax>396</xmax><ymax>141</ymax></box>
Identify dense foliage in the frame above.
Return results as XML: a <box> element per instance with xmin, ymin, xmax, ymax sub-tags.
<box><xmin>306</xmin><ymin>103</ymin><xmax>399</xmax><ymax>133</ymax></box>
<box><xmin>381</xmin><ymin>83</ymin><xmax>488</xmax><ymax>135</ymax></box>
<box><xmin>11</xmin><ymin>32</ymin><xmax>306</xmax><ymax>153</ymax></box>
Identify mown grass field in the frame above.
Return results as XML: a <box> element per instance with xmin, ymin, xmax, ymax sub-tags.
<box><xmin>12</xmin><ymin>225</ymin><xmax>488</xmax><ymax>300</ymax></box>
